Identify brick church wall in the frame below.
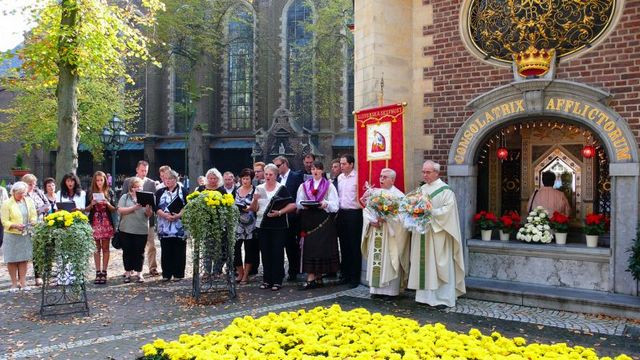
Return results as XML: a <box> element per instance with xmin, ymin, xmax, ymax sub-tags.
<box><xmin>421</xmin><ymin>0</ymin><xmax>640</xmax><ymax>176</ymax></box>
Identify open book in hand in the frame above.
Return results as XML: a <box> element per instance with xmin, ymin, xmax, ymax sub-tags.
<box><xmin>135</xmin><ymin>191</ymin><xmax>155</xmax><ymax>207</ymax></box>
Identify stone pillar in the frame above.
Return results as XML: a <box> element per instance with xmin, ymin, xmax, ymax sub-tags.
<box><xmin>610</xmin><ymin>162</ymin><xmax>639</xmax><ymax>295</ymax></box>
<box><xmin>355</xmin><ymin>0</ymin><xmax>414</xmax><ymax>283</ymax></box>
<box><xmin>448</xmin><ymin>164</ymin><xmax>478</xmax><ymax>275</ymax></box>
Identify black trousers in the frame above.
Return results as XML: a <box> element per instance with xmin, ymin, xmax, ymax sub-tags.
<box><xmin>284</xmin><ymin>216</ymin><xmax>300</xmax><ymax>276</ymax></box>
<box><xmin>160</xmin><ymin>237</ymin><xmax>187</xmax><ymax>279</ymax></box>
<box><xmin>336</xmin><ymin>209</ymin><xmax>363</xmax><ymax>285</ymax></box>
<box><xmin>234</xmin><ymin>237</ymin><xmax>260</xmax><ymax>267</ymax></box>
<box><xmin>248</xmin><ymin>230</ymin><xmax>260</xmax><ymax>275</ymax></box>
<box><xmin>121</xmin><ymin>232</ymin><xmax>147</xmax><ymax>272</ymax></box>
<box><xmin>258</xmin><ymin>228</ymin><xmax>286</xmax><ymax>286</ymax></box>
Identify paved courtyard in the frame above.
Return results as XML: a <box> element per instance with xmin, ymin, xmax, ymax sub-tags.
<box><xmin>0</xmin><ymin>244</ymin><xmax>639</xmax><ymax>359</ymax></box>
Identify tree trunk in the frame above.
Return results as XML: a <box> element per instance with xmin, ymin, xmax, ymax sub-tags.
<box><xmin>55</xmin><ymin>0</ymin><xmax>79</xmax><ymax>183</ymax></box>
<box><xmin>187</xmin><ymin>56</ymin><xmax>209</xmax><ymax>191</ymax></box>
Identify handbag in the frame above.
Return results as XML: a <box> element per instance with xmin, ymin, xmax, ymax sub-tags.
<box><xmin>111</xmin><ymin>230</ymin><xmax>122</xmax><ymax>250</ymax></box>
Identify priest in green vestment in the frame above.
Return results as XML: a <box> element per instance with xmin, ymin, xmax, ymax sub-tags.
<box><xmin>407</xmin><ymin>160</ymin><xmax>466</xmax><ymax>307</ymax></box>
<box><xmin>360</xmin><ymin>168</ymin><xmax>410</xmax><ymax>296</ymax></box>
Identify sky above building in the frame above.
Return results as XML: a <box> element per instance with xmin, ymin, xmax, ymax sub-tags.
<box><xmin>0</xmin><ymin>1</ymin><xmax>37</xmax><ymax>52</ymax></box>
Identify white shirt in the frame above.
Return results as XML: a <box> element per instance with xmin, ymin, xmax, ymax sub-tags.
<box><xmin>55</xmin><ymin>190</ymin><xmax>87</xmax><ymax>211</ymax></box>
<box><xmin>295</xmin><ymin>179</ymin><xmax>339</xmax><ymax>213</ymax></box>
<box><xmin>279</xmin><ymin>169</ymin><xmax>290</xmax><ymax>185</ymax></box>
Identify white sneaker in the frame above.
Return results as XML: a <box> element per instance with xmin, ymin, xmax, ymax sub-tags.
<box><xmin>136</xmin><ymin>274</ymin><xmax>145</xmax><ymax>283</ymax></box>
<box><xmin>9</xmin><ymin>287</ymin><xmax>20</xmax><ymax>293</ymax></box>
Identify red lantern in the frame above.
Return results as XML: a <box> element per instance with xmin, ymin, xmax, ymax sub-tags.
<box><xmin>497</xmin><ymin>147</ymin><xmax>509</xmax><ymax>160</ymax></box>
<box><xmin>582</xmin><ymin>145</ymin><xmax>595</xmax><ymax>158</ymax></box>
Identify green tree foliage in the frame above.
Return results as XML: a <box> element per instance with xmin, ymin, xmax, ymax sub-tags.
<box><xmin>0</xmin><ymin>0</ymin><xmax>164</xmax><ymax>178</ymax></box>
<box><xmin>0</xmin><ymin>75</ymin><xmax>140</xmax><ymax>160</ymax></box>
<box><xmin>296</xmin><ymin>0</ymin><xmax>353</xmax><ymax>127</ymax></box>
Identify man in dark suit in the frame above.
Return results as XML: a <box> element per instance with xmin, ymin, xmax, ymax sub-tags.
<box><xmin>220</xmin><ymin>171</ymin><xmax>237</xmax><ymax>197</ymax></box>
<box><xmin>273</xmin><ymin>155</ymin><xmax>304</xmax><ymax>281</ymax></box>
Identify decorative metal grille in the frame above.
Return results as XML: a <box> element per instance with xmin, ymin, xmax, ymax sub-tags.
<box><xmin>468</xmin><ymin>0</ymin><xmax>616</xmax><ymax>63</ymax></box>
<box><xmin>595</xmin><ymin>146</ymin><xmax>611</xmax><ymax>216</ymax></box>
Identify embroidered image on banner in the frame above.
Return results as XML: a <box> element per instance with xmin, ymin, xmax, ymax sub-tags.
<box><xmin>366</xmin><ymin>122</ymin><xmax>392</xmax><ymax>161</ymax></box>
<box><xmin>354</xmin><ymin>103</ymin><xmax>407</xmax><ymax>202</ymax></box>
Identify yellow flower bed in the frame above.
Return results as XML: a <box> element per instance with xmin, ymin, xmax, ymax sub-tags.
<box><xmin>140</xmin><ymin>305</ymin><xmax>631</xmax><ymax>360</ymax></box>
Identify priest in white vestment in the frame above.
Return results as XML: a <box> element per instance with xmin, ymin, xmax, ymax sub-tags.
<box><xmin>408</xmin><ymin>160</ymin><xmax>466</xmax><ymax>307</ymax></box>
<box><xmin>360</xmin><ymin>168</ymin><xmax>410</xmax><ymax>296</ymax></box>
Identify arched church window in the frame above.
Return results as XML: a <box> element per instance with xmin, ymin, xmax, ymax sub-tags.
<box><xmin>173</xmin><ymin>54</ymin><xmax>193</xmax><ymax>134</ymax></box>
<box><xmin>286</xmin><ymin>0</ymin><xmax>314</xmax><ymax>130</ymax></box>
<box><xmin>228</xmin><ymin>4</ymin><xmax>254</xmax><ymax>131</ymax></box>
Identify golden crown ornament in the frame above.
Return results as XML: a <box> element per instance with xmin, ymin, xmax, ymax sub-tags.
<box><xmin>513</xmin><ymin>45</ymin><xmax>555</xmax><ymax>77</ymax></box>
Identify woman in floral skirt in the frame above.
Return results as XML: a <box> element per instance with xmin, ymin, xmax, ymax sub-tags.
<box><xmin>85</xmin><ymin>171</ymin><xmax>116</xmax><ymax>284</ymax></box>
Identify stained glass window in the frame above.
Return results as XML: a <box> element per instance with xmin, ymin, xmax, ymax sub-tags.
<box><xmin>228</xmin><ymin>5</ymin><xmax>254</xmax><ymax>131</ymax></box>
<box><xmin>286</xmin><ymin>0</ymin><xmax>313</xmax><ymax>130</ymax></box>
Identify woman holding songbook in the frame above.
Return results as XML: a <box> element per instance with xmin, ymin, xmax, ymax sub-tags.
<box><xmin>249</xmin><ymin>163</ymin><xmax>296</xmax><ymax>291</ymax></box>
<box><xmin>85</xmin><ymin>171</ymin><xmax>116</xmax><ymax>284</ymax></box>
<box><xmin>155</xmin><ymin>170</ymin><xmax>188</xmax><ymax>281</ymax></box>
<box><xmin>118</xmin><ymin>177</ymin><xmax>153</xmax><ymax>283</ymax></box>
<box><xmin>56</xmin><ymin>173</ymin><xmax>86</xmax><ymax>212</ymax></box>
<box><xmin>295</xmin><ymin>161</ymin><xmax>340</xmax><ymax>290</ymax></box>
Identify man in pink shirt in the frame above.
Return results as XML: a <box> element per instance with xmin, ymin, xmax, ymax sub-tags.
<box><xmin>527</xmin><ymin>171</ymin><xmax>571</xmax><ymax>216</ymax></box>
<box><xmin>336</xmin><ymin>154</ymin><xmax>362</xmax><ymax>288</ymax></box>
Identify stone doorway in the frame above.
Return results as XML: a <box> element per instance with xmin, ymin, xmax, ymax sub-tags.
<box><xmin>447</xmin><ymin>79</ymin><xmax>640</xmax><ymax>295</ymax></box>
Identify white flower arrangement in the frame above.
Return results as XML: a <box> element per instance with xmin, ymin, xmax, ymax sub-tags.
<box><xmin>516</xmin><ymin>206</ymin><xmax>552</xmax><ymax>243</ymax></box>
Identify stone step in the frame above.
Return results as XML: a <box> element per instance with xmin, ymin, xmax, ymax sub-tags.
<box><xmin>465</xmin><ymin>277</ymin><xmax>640</xmax><ymax>321</ymax></box>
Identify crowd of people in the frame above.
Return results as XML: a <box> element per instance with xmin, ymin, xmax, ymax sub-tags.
<box><xmin>0</xmin><ymin>155</ymin><xmax>468</xmax><ymax>308</ymax></box>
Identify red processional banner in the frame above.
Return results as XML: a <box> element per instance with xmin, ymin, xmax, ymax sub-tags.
<box><xmin>354</xmin><ymin>103</ymin><xmax>406</xmax><ymax>203</ymax></box>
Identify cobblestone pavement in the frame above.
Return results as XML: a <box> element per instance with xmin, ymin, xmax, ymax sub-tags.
<box><xmin>0</xmin><ymin>245</ymin><xmax>639</xmax><ymax>359</ymax></box>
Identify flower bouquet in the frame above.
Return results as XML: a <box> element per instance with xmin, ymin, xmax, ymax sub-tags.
<box><xmin>549</xmin><ymin>211</ymin><xmax>570</xmax><ymax>244</ymax></box>
<box><xmin>498</xmin><ymin>211</ymin><xmax>521</xmax><ymax>240</ymax></box>
<box><xmin>365</xmin><ymin>190</ymin><xmax>401</xmax><ymax>221</ymax></box>
<box><xmin>33</xmin><ymin>210</ymin><xmax>95</xmax><ymax>287</ymax></box>
<box><xmin>584</xmin><ymin>212</ymin><xmax>609</xmax><ymax>248</ymax></box>
<box><xmin>516</xmin><ymin>206</ymin><xmax>552</xmax><ymax>243</ymax></box>
<box><xmin>398</xmin><ymin>189</ymin><xmax>432</xmax><ymax>233</ymax></box>
<box><xmin>474</xmin><ymin>210</ymin><xmax>497</xmax><ymax>240</ymax></box>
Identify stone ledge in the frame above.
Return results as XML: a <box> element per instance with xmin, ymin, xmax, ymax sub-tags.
<box><xmin>466</xmin><ymin>277</ymin><xmax>640</xmax><ymax>320</ymax></box>
<box><xmin>467</xmin><ymin>239</ymin><xmax>610</xmax><ymax>263</ymax></box>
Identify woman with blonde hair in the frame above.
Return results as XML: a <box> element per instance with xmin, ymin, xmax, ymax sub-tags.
<box><xmin>85</xmin><ymin>171</ymin><xmax>116</xmax><ymax>284</ymax></box>
<box><xmin>1</xmin><ymin>182</ymin><xmax>37</xmax><ymax>291</ymax></box>
<box><xmin>21</xmin><ymin>174</ymin><xmax>50</xmax><ymax>286</ymax></box>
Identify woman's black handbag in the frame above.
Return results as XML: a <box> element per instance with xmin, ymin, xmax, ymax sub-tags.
<box><xmin>111</xmin><ymin>231</ymin><xmax>122</xmax><ymax>249</ymax></box>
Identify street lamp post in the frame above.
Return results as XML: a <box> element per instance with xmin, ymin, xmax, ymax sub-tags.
<box><xmin>100</xmin><ymin>115</ymin><xmax>129</xmax><ymax>189</ymax></box>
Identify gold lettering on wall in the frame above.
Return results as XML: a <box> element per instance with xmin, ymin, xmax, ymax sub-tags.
<box><xmin>452</xmin><ymin>97</ymin><xmax>634</xmax><ymax>165</ymax></box>
<box><xmin>454</xmin><ymin>99</ymin><xmax>525</xmax><ymax>164</ymax></box>
<box><xmin>545</xmin><ymin>98</ymin><xmax>631</xmax><ymax>161</ymax></box>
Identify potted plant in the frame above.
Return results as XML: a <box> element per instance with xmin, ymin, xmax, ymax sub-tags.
<box><xmin>549</xmin><ymin>212</ymin><xmax>570</xmax><ymax>245</ymax></box>
<box><xmin>474</xmin><ymin>210</ymin><xmax>497</xmax><ymax>241</ymax></box>
<box><xmin>584</xmin><ymin>213</ymin><xmax>609</xmax><ymax>248</ymax></box>
<box><xmin>498</xmin><ymin>211</ymin><xmax>521</xmax><ymax>241</ymax></box>
<box><xmin>516</xmin><ymin>206</ymin><xmax>553</xmax><ymax>243</ymax></box>
<box><xmin>10</xmin><ymin>153</ymin><xmax>30</xmax><ymax>177</ymax></box>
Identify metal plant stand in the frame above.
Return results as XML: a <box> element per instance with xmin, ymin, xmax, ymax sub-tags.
<box><xmin>191</xmin><ymin>230</ymin><xmax>237</xmax><ymax>300</ymax></box>
<box><xmin>39</xmin><ymin>261</ymin><xmax>89</xmax><ymax>318</ymax></box>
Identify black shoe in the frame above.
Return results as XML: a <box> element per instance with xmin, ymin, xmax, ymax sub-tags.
<box><xmin>348</xmin><ymin>282</ymin><xmax>359</xmax><ymax>289</ymax></box>
<box><xmin>298</xmin><ymin>280</ymin><xmax>318</xmax><ymax>291</ymax></box>
<box><xmin>434</xmin><ymin>304</ymin><xmax>448</xmax><ymax>310</ymax></box>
